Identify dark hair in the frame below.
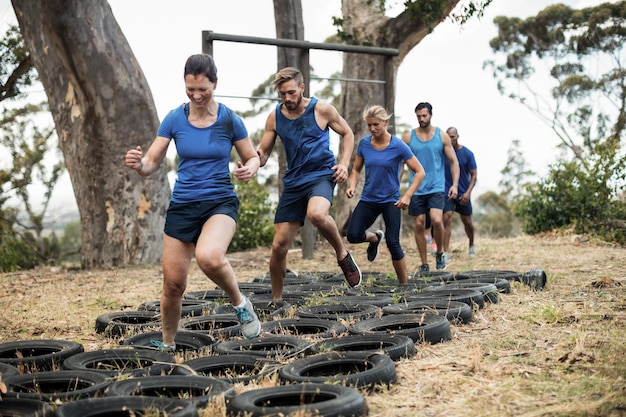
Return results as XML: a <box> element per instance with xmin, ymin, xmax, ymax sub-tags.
<box><xmin>414</xmin><ymin>102</ymin><xmax>433</xmax><ymax>114</ymax></box>
<box><xmin>184</xmin><ymin>54</ymin><xmax>217</xmax><ymax>83</ymax></box>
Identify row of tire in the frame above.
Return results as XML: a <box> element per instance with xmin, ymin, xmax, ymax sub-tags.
<box><xmin>0</xmin><ymin>268</ymin><xmax>545</xmax><ymax>416</ymax></box>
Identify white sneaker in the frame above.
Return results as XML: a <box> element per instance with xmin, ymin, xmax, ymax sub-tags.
<box><xmin>469</xmin><ymin>245</ymin><xmax>477</xmax><ymax>257</ymax></box>
<box><xmin>235</xmin><ymin>295</ymin><xmax>261</xmax><ymax>339</ymax></box>
<box><xmin>444</xmin><ymin>252</ymin><xmax>452</xmax><ymax>264</ymax></box>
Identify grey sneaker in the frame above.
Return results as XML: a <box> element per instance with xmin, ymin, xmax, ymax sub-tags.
<box><xmin>444</xmin><ymin>251</ymin><xmax>452</xmax><ymax>264</ymax></box>
<box><xmin>367</xmin><ymin>230</ymin><xmax>385</xmax><ymax>262</ymax></box>
<box><xmin>338</xmin><ymin>252</ymin><xmax>362</xmax><ymax>287</ymax></box>
<box><xmin>419</xmin><ymin>264</ymin><xmax>430</xmax><ymax>273</ymax></box>
<box><xmin>235</xmin><ymin>295</ymin><xmax>261</xmax><ymax>339</ymax></box>
<box><xmin>436</xmin><ymin>252</ymin><xmax>446</xmax><ymax>270</ymax></box>
<box><xmin>150</xmin><ymin>339</ymin><xmax>176</xmax><ymax>353</ymax></box>
<box><xmin>469</xmin><ymin>245</ymin><xmax>477</xmax><ymax>257</ymax></box>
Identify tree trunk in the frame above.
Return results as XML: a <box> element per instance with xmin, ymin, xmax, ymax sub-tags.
<box><xmin>334</xmin><ymin>0</ymin><xmax>461</xmax><ymax>234</ymax></box>
<box><xmin>273</xmin><ymin>0</ymin><xmax>317</xmax><ymax>259</ymax></box>
<box><xmin>12</xmin><ymin>0</ymin><xmax>169</xmax><ymax>268</ymax></box>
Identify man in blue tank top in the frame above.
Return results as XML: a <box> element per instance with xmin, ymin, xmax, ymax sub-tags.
<box><xmin>443</xmin><ymin>127</ymin><xmax>477</xmax><ymax>260</ymax></box>
<box><xmin>402</xmin><ymin>102</ymin><xmax>459</xmax><ymax>272</ymax></box>
<box><xmin>257</xmin><ymin>67</ymin><xmax>362</xmax><ymax>300</ymax></box>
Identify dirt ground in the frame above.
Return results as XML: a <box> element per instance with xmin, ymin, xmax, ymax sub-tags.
<box><xmin>1</xmin><ymin>233</ymin><xmax>625</xmax><ymax>416</ymax></box>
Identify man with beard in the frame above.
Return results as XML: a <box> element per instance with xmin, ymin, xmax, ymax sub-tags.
<box><xmin>257</xmin><ymin>67</ymin><xmax>362</xmax><ymax>301</ymax></box>
<box><xmin>402</xmin><ymin>102</ymin><xmax>459</xmax><ymax>272</ymax></box>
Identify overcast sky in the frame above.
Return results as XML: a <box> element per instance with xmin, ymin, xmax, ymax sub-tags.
<box><xmin>0</xmin><ymin>0</ymin><xmax>610</xmax><ymax>210</ymax></box>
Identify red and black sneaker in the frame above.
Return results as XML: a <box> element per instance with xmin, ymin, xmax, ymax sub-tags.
<box><xmin>338</xmin><ymin>252</ymin><xmax>362</xmax><ymax>288</ymax></box>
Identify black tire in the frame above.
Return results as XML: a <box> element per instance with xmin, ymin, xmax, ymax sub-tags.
<box><xmin>349</xmin><ymin>312</ymin><xmax>452</xmax><ymax>344</ymax></box>
<box><xmin>237</xmin><ymin>282</ymin><xmax>273</xmax><ymax>295</ymax></box>
<box><xmin>283</xmin><ymin>282</ymin><xmax>347</xmax><ymax>296</ymax></box>
<box><xmin>321</xmin><ymin>294</ymin><xmax>395</xmax><ymax>307</ymax></box>
<box><xmin>226</xmin><ymin>382</ymin><xmax>367</xmax><ymax>417</ymax></box>
<box><xmin>0</xmin><ymin>397</ymin><xmax>57</xmax><ymax>416</ymax></box>
<box><xmin>94</xmin><ymin>310</ymin><xmax>161</xmax><ymax>338</ymax></box>
<box><xmin>3</xmin><ymin>369</ymin><xmax>111</xmax><ymax>401</ymax></box>
<box><xmin>415</xmin><ymin>288</ymin><xmax>486</xmax><ymax>309</ymax></box>
<box><xmin>0</xmin><ymin>339</ymin><xmax>84</xmax><ymax>372</ymax></box>
<box><xmin>249</xmin><ymin>293</ymin><xmax>307</xmax><ymax>306</ymax></box>
<box><xmin>0</xmin><ymin>362</ymin><xmax>19</xmax><ymax>377</ymax></box>
<box><xmin>213</xmin><ymin>300</ymin><xmax>292</xmax><ymax>320</ymax></box>
<box><xmin>310</xmin><ymin>333</ymin><xmax>416</xmax><ymax>361</ymax></box>
<box><xmin>179</xmin><ymin>314</ymin><xmax>242</xmax><ymax>338</ymax></box>
<box><xmin>121</xmin><ymin>330</ymin><xmax>215</xmax><ymax>353</ymax></box>
<box><xmin>440</xmin><ymin>282</ymin><xmax>500</xmax><ymax>303</ymax></box>
<box><xmin>261</xmin><ymin>318</ymin><xmax>347</xmax><ymax>339</ymax></box>
<box><xmin>346</xmin><ymin>285</ymin><xmax>416</xmax><ymax>297</ymax></box>
<box><xmin>453</xmin><ymin>277</ymin><xmax>511</xmax><ymax>294</ymax></box>
<box><xmin>456</xmin><ymin>269</ymin><xmax>522</xmax><ymax>282</ymax></box>
<box><xmin>382</xmin><ymin>300</ymin><xmax>473</xmax><ymax>324</ymax></box>
<box><xmin>138</xmin><ymin>299</ymin><xmax>215</xmax><ymax>317</ymax></box>
<box><xmin>522</xmin><ymin>269</ymin><xmax>547</xmax><ymax>290</ymax></box>
<box><xmin>412</xmin><ymin>270</ymin><xmax>456</xmax><ymax>282</ymax></box>
<box><xmin>55</xmin><ymin>396</ymin><xmax>199</xmax><ymax>417</ymax></box>
<box><xmin>295</xmin><ymin>303</ymin><xmax>381</xmax><ymax>321</ymax></box>
<box><xmin>213</xmin><ymin>335</ymin><xmax>312</xmax><ymax>359</ymax></box>
<box><xmin>183</xmin><ymin>289</ymin><xmax>229</xmax><ymax>302</ymax></box>
<box><xmin>62</xmin><ymin>348</ymin><xmax>182</xmax><ymax>377</ymax></box>
<box><xmin>105</xmin><ymin>375</ymin><xmax>234</xmax><ymax>407</ymax></box>
<box><xmin>183</xmin><ymin>353</ymin><xmax>281</xmax><ymax>384</ymax></box>
<box><xmin>278</xmin><ymin>351</ymin><xmax>396</xmax><ymax>390</ymax></box>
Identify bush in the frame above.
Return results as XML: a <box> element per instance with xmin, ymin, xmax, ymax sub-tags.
<box><xmin>229</xmin><ymin>178</ymin><xmax>275</xmax><ymax>252</ymax></box>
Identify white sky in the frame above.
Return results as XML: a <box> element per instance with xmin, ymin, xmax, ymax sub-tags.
<box><xmin>0</xmin><ymin>0</ymin><xmax>610</xmax><ymax>210</ymax></box>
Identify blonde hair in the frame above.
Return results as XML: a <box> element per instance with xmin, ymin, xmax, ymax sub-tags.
<box><xmin>363</xmin><ymin>105</ymin><xmax>392</xmax><ymax>122</ymax></box>
<box><xmin>273</xmin><ymin>67</ymin><xmax>304</xmax><ymax>90</ymax></box>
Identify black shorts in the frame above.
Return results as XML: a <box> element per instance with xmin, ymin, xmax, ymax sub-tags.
<box><xmin>274</xmin><ymin>177</ymin><xmax>335</xmax><ymax>225</ymax></box>
<box><xmin>444</xmin><ymin>197</ymin><xmax>473</xmax><ymax>216</ymax></box>
<box><xmin>164</xmin><ymin>197</ymin><xmax>239</xmax><ymax>243</ymax></box>
<box><xmin>408</xmin><ymin>192</ymin><xmax>445</xmax><ymax>217</ymax></box>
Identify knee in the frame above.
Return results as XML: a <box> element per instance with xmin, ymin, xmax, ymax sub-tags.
<box><xmin>271</xmin><ymin>238</ymin><xmax>291</xmax><ymax>257</ymax></box>
<box><xmin>346</xmin><ymin>230</ymin><xmax>362</xmax><ymax>244</ymax></box>
<box><xmin>195</xmin><ymin>250</ymin><xmax>227</xmax><ymax>273</ymax></box>
<box><xmin>386</xmin><ymin>241</ymin><xmax>404</xmax><ymax>260</ymax></box>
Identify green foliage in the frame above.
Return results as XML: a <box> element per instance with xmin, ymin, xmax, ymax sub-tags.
<box><xmin>0</xmin><ymin>25</ymin><xmax>36</xmax><ymax>102</ymax></box>
<box><xmin>476</xmin><ymin>191</ymin><xmax>518</xmax><ymax>238</ymax></box>
<box><xmin>60</xmin><ymin>221</ymin><xmax>81</xmax><ymax>264</ymax></box>
<box><xmin>229</xmin><ymin>178</ymin><xmax>275</xmax><ymax>252</ymax></box>
<box><xmin>514</xmin><ymin>137</ymin><xmax>626</xmax><ymax>244</ymax></box>
<box><xmin>486</xmin><ymin>1</ymin><xmax>626</xmax><ymax>244</ymax></box>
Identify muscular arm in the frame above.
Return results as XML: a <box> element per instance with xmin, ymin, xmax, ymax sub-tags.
<box><xmin>124</xmin><ymin>136</ymin><xmax>170</xmax><ymax>176</ymax></box>
<box><xmin>256</xmin><ymin>111</ymin><xmax>278</xmax><ymax>168</ymax></box>
<box><xmin>315</xmin><ymin>100</ymin><xmax>354</xmax><ymax>183</ymax></box>
<box><xmin>345</xmin><ymin>155</ymin><xmax>364</xmax><ymax>198</ymax></box>
<box><xmin>461</xmin><ymin>168</ymin><xmax>477</xmax><ymax>205</ymax></box>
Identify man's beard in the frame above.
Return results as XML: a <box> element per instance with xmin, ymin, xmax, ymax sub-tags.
<box><xmin>284</xmin><ymin>94</ymin><xmax>302</xmax><ymax>111</ymax></box>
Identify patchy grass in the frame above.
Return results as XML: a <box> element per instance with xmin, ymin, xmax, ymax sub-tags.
<box><xmin>1</xmin><ymin>234</ymin><xmax>625</xmax><ymax>416</ymax></box>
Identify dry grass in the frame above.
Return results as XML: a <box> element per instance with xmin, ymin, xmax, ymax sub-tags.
<box><xmin>1</xmin><ymin>233</ymin><xmax>625</xmax><ymax>416</ymax></box>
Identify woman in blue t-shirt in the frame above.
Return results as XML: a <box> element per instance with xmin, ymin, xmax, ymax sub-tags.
<box><xmin>345</xmin><ymin>105</ymin><xmax>425</xmax><ymax>284</ymax></box>
<box><xmin>124</xmin><ymin>54</ymin><xmax>261</xmax><ymax>350</ymax></box>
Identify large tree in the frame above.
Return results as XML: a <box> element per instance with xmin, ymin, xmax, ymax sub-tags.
<box><xmin>484</xmin><ymin>1</ymin><xmax>626</xmax><ymax>169</ymax></box>
<box><xmin>333</xmin><ymin>0</ymin><xmax>491</xmax><ymax>232</ymax></box>
<box><xmin>12</xmin><ymin>0</ymin><xmax>169</xmax><ymax>268</ymax></box>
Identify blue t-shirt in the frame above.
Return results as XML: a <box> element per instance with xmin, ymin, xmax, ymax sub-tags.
<box><xmin>408</xmin><ymin>127</ymin><xmax>444</xmax><ymax>195</ymax></box>
<box><xmin>358</xmin><ymin>135</ymin><xmax>414</xmax><ymax>203</ymax></box>
<box><xmin>445</xmin><ymin>146</ymin><xmax>476</xmax><ymax>194</ymax></box>
<box><xmin>275</xmin><ymin>97</ymin><xmax>336</xmax><ymax>189</ymax></box>
<box><xmin>157</xmin><ymin>102</ymin><xmax>248</xmax><ymax>203</ymax></box>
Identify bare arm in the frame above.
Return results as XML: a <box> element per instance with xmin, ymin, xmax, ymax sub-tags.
<box><xmin>345</xmin><ymin>155</ymin><xmax>364</xmax><ymax>198</ymax></box>
<box><xmin>233</xmin><ymin>136</ymin><xmax>261</xmax><ymax>182</ymax></box>
<box><xmin>124</xmin><ymin>136</ymin><xmax>170</xmax><ymax>176</ymax></box>
<box><xmin>460</xmin><ymin>168</ymin><xmax>477</xmax><ymax>205</ymax></box>
<box><xmin>398</xmin><ymin>155</ymin><xmax>425</xmax><ymax>209</ymax></box>
<box><xmin>441</xmin><ymin>130</ymin><xmax>459</xmax><ymax>199</ymax></box>
<box><xmin>256</xmin><ymin>111</ymin><xmax>278</xmax><ymax>168</ymax></box>
<box><xmin>316</xmin><ymin>100</ymin><xmax>354</xmax><ymax>183</ymax></box>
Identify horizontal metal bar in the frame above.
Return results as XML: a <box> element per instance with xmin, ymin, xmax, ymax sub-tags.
<box><xmin>310</xmin><ymin>76</ymin><xmax>385</xmax><ymax>84</ymax></box>
<box><xmin>204</xmin><ymin>31</ymin><xmax>399</xmax><ymax>56</ymax></box>
<box><xmin>215</xmin><ymin>94</ymin><xmax>280</xmax><ymax>101</ymax></box>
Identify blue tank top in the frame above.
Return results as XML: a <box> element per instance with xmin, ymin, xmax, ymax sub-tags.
<box><xmin>275</xmin><ymin>97</ymin><xmax>336</xmax><ymax>189</ymax></box>
<box><xmin>408</xmin><ymin>127</ymin><xmax>445</xmax><ymax>195</ymax></box>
